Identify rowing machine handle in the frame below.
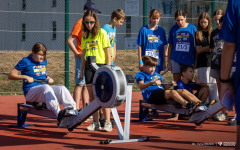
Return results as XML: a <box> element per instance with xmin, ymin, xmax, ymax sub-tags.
<box><xmin>23</xmin><ymin>79</ymin><xmax>48</xmax><ymax>83</ymax></box>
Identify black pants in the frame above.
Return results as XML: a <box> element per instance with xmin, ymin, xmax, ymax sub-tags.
<box><xmin>85</xmin><ymin>61</ymin><xmax>105</xmax><ymax>84</ymax></box>
<box><xmin>148</xmin><ymin>89</ymin><xmax>168</xmax><ymax>105</ymax></box>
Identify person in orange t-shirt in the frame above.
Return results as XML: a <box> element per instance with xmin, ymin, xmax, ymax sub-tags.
<box><xmin>67</xmin><ymin>2</ymin><xmax>101</xmax><ymax>110</ymax></box>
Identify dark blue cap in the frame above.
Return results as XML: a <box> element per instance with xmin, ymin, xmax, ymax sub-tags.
<box><xmin>84</xmin><ymin>2</ymin><xmax>101</xmax><ymax>13</ymax></box>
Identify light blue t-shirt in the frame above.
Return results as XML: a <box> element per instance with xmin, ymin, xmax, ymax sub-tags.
<box><xmin>136</xmin><ymin>25</ymin><xmax>167</xmax><ymax>72</ymax></box>
<box><xmin>102</xmin><ymin>24</ymin><xmax>116</xmax><ymax>65</ymax></box>
<box><xmin>168</xmin><ymin>23</ymin><xmax>197</xmax><ymax>65</ymax></box>
<box><xmin>15</xmin><ymin>56</ymin><xmax>47</xmax><ymax>96</ymax></box>
<box><xmin>220</xmin><ymin>0</ymin><xmax>240</xmax><ymax>121</ymax></box>
<box><xmin>135</xmin><ymin>71</ymin><xmax>164</xmax><ymax>102</ymax></box>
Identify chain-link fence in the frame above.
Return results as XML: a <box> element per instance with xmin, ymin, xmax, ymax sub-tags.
<box><xmin>0</xmin><ymin>0</ymin><xmax>228</xmax><ymax>95</ymax></box>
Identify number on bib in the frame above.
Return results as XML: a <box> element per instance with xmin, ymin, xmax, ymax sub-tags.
<box><xmin>176</xmin><ymin>44</ymin><xmax>190</xmax><ymax>52</ymax></box>
<box><xmin>145</xmin><ymin>50</ymin><xmax>159</xmax><ymax>59</ymax></box>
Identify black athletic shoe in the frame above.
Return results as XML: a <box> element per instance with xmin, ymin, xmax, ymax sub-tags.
<box><xmin>186</xmin><ymin>102</ymin><xmax>199</xmax><ymax>114</ymax></box>
<box><xmin>57</xmin><ymin>110</ymin><xmax>66</xmax><ymax>123</ymax></box>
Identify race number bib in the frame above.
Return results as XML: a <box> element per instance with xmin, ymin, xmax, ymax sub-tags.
<box><xmin>176</xmin><ymin>44</ymin><xmax>190</xmax><ymax>52</ymax></box>
<box><xmin>145</xmin><ymin>49</ymin><xmax>159</xmax><ymax>59</ymax></box>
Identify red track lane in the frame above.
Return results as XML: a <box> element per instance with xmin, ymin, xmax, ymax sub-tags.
<box><xmin>0</xmin><ymin>93</ymin><xmax>236</xmax><ymax>150</ymax></box>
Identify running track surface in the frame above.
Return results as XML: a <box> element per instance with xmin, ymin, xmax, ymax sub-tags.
<box><xmin>0</xmin><ymin>93</ymin><xmax>236</xmax><ymax>150</ymax></box>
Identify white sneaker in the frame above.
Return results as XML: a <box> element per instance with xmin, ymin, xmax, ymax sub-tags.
<box><xmin>65</xmin><ymin>109</ymin><xmax>78</xmax><ymax>116</ymax></box>
<box><xmin>103</xmin><ymin>121</ymin><xmax>112</xmax><ymax>132</ymax></box>
<box><xmin>88</xmin><ymin>115</ymin><xmax>93</xmax><ymax>120</ymax></box>
<box><xmin>219</xmin><ymin>113</ymin><xmax>228</xmax><ymax>121</ymax></box>
<box><xmin>84</xmin><ymin>115</ymin><xmax>93</xmax><ymax>123</ymax></box>
<box><xmin>86</xmin><ymin>121</ymin><xmax>101</xmax><ymax>131</ymax></box>
<box><xmin>213</xmin><ymin>112</ymin><xmax>228</xmax><ymax>121</ymax></box>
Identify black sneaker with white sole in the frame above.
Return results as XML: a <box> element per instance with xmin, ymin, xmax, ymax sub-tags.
<box><xmin>57</xmin><ymin>109</ymin><xmax>78</xmax><ymax>124</ymax></box>
<box><xmin>186</xmin><ymin>102</ymin><xmax>200</xmax><ymax>114</ymax></box>
<box><xmin>57</xmin><ymin>109</ymin><xmax>66</xmax><ymax>123</ymax></box>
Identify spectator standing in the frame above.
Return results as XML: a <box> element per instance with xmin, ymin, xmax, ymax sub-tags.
<box><xmin>195</xmin><ymin>12</ymin><xmax>218</xmax><ymax>105</ymax></box>
<box><xmin>67</xmin><ymin>2</ymin><xmax>101</xmax><ymax>110</ymax></box>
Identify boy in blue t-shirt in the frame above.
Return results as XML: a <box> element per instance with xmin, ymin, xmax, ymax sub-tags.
<box><xmin>101</xmin><ymin>9</ymin><xmax>125</xmax><ymax>131</ymax></box>
<box><xmin>135</xmin><ymin>56</ymin><xmax>201</xmax><ymax>114</ymax></box>
<box><xmin>102</xmin><ymin>9</ymin><xmax>126</xmax><ymax>66</ymax></box>
<box><xmin>175</xmin><ymin>65</ymin><xmax>209</xmax><ymax>102</ymax></box>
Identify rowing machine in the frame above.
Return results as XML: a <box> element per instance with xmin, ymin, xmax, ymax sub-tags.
<box><xmin>58</xmin><ymin>62</ymin><xmax>127</xmax><ymax>130</ymax></box>
<box><xmin>139</xmin><ymin>98</ymin><xmax>223</xmax><ymax>126</ymax></box>
<box><xmin>56</xmin><ymin>56</ymin><xmax>149</xmax><ymax>143</ymax></box>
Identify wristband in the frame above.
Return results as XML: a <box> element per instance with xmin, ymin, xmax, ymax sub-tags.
<box><xmin>219</xmin><ymin>77</ymin><xmax>231</xmax><ymax>83</ymax></box>
<box><xmin>139</xmin><ymin>60</ymin><xmax>143</xmax><ymax>65</ymax></box>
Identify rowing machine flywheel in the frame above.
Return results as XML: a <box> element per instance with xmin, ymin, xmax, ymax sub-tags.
<box><xmin>93</xmin><ymin>66</ymin><xmax>127</xmax><ymax>108</ymax></box>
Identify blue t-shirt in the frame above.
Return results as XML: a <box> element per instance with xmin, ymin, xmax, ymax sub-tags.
<box><xmin>135</xmin><ymin>71</ymin><xmax>164</xmax><ymax>102</ymax></box>
<box><xmin>174</xmin><ymin>80</ymin><xmax>201</xmax><ymax>93</ymax></box>
<box><xmin>102</xmin><ymin>24</ymin><xmax>116</xmax><ymax>65</ymax></box>
<box><xmin>168</xmin><ymin>23</ymin><xmax>197</xmax><ymax>65</ymax></box>
<box><xmin>15</xmin><ymin>56</ymin><xmax>47</xmax><ymax>96</ymax></box>
<box><xmin>220</xmin><ymin>0</ymin><xmax>240</xmax><ymax>121</ymax></box>
<box><xmin>136</xmin><ymin>25</ymin><xmax>167</xmax><ymax>72</ymax></box>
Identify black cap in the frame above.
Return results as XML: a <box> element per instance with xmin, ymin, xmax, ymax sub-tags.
<box><xmin>83</xmin><ymin>2</ymin><xmax>101</xmax><ymax>13</ymax></box>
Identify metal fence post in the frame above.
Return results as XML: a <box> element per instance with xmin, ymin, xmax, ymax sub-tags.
<box><xmin>143</xmin><ymin>0</ymin><xmax>147</xmax><ymax>26</ymax></box>
<box><xmin>65</xmin><ymin>0</ymin><xmax>69</xmax><ymax>89</ymax></box>
<box><xmin>212</xmin><ymin>1</ymin><xmax>216</xmax><ymax>29</ymax></box>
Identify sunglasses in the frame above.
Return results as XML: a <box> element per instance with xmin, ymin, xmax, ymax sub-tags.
<box><xmin>83</xmin><ymin>21</ymin><xmax>96</xmax><ymax>25</ymax></box>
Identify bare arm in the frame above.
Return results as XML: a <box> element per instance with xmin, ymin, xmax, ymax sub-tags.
<box><xmin>162</xmin><ymin>44</ymin><xmax>168</xmax><ymax>71</ymax></box>
<box><xmin>138</xmin><ymin>45</ymin><xmax>143</xmax><ymax>70</ymax></box>
<box><xmin>9</xmin><ymin>68</ymin><xmax>54</xmax><ymax>84</ymax></box>
<box><xmin>8</xmin><ymin>69</ymin><xmax>34</xmax><ymax>83</ymax></box>
<box><xmin>194</xmin><ymin>76</ymin><xmax>209</xmax><ymax>88</ymax></box>
<box><xmin>165</xmin><ymin>44</ymin><xmax>169</xmax><ymax>57</ymax></box>
<box><xmin>220</xmin><ymin>41</ymin><xmax>236</xmax><ymax>99</ymax></box>
<box><xmin>221</xmin><ymin>41</ymin><xmax>236</xmax><ymax>80</ymax></box>
<box><xmin>105</xmin><ymin>47</ymin><xmax>111</xmax><ymax>65</ymax></box>
<box><xmin>138</xmin><ymin>80</ymin><xmax>158</xmax><ymax>90</ymax></box>
<box><xmin>46</xmin><ymin>75</ymin><xmax>54</xmax><ymax>84</ymax></box>
<box><xmin>195</xmin><ymin>46</ymin><xmax>210</xmax><ymax>54</ymax></box>
<box><xmin>80</xmin><ymin>49</ymin><xmax>86</xmax><ymax>81</ymax></box>
<box><xmin>9</xmin><ymin>69</ymin><xmax>30</xmax><ymax>80</ymax></box>
<box><xmin>67</xmin><ymin>35</ymin><xmax>81</xmax><ymax>60</ymax></box>
<box><xmin>167</xmin><ymin>44</ymin><xmax>173</xmax><ymax>71</ymax></box>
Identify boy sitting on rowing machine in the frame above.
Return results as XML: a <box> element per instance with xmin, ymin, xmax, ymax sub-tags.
<box><xmin>173</xmin><ymin>65</ymin><xmax>209</xmax><ymax>120</ymax></box>
<box><xmin>174</xmin><ymin>65</ymin><xmax>209</xmax><ymax>102</ymax></box>
<box><xmin>135</xmin><ymin>56</ymin><xmax>202</xmax><ymax>113</ymax></box>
